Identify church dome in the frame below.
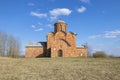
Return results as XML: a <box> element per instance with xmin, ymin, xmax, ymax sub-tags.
<box><xmin>54</xmin><ymin>20</ymin><xmax>67</xmax><ymax>33</ymax></box>
<box><xmin>56</xmin><ymin>20</ymin><xmax>66</xmax><ymax>24</ymax></box>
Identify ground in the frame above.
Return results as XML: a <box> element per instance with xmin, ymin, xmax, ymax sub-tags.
<box><xmin>0</xmin><ymin>57</ymin><xmax>120</xmax><ymax>80</ymax></box>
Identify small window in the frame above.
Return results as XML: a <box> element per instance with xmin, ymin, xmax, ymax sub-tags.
<box><xmin>60</xmin><ymin>25</ymin><xmax>62</xmax><ymax>31</ymax></box>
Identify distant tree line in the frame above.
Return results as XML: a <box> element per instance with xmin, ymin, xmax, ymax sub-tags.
<box><xmin>93</xmin><ymin>51</ymin><xmax>107</xmax><ymax>58</ymax></box>
<box><xmin>0</xmin><ymin>31</ymin><xmax>21</xmax><ymax>58</ymax></box>
<box><xmin>92</xmin><ymin>51</ymin><xmax>120</xmax><ymax>58</ymax></box>
<box><xmin>84</xmin><ymin>43</ymin><xmax>119</xmax><ymax>58</ymax></box>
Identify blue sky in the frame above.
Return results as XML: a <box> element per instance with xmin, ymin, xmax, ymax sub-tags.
<box><xmin>0</xmin><ymin>0</ymin><xmax>120</xmax><ymax>56</ymax></box>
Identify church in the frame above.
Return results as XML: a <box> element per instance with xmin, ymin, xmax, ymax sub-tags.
<box><xmin>25</xmin><ymin>20</ymin><xmax>87</xmax><ymax>58</ymax></box>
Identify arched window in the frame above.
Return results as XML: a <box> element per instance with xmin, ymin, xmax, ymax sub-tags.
<box><xmin>58</xmin><ymin>50</ymin><xmax>62</xmax><ymax>57</ymax></box>
<box><xmin>60</xmin><ymin>25</ymin><xmax>62</xmax><ymax>31</ymax></box>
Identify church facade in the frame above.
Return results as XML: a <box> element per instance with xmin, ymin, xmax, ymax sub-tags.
<box><xmin>25</xmin><ymin>20</ymin><xmax>87</xmax><ymax>58</ymax></box>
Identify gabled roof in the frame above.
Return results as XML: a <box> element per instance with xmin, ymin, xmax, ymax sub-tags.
<box><xmin>38</xmin><ymin>42</ymin><xmax>47</xmax><ymax>47</ymax></box>
<box><xmin>67</xmin><ymin>31</ymin><xmax>77</xmax><ymax>35</ymax></box>
<box><xmin>26</xmin><ymin>42</ymin><xmax>47</xmax><ymax>47</ymax></box>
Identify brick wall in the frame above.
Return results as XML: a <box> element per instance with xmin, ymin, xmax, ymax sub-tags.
<box><xmin>76</xmin><ymin>47</ymin><xmax>87</xmax><ymax>57</ymax></box>
<box><xmin>66</xmin><ymin>32</ymin><xmax>76</xmax><ymax>48</ymax></box>
<box><xmin>25</xmin><ymin>46</ymin><xmax>46</xmax><ymax>58</ymax></box>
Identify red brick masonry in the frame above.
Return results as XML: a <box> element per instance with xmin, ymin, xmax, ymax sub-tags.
<box><xmin>25</xmin><ymin>20</ymin><xmax>87</xmax><ymax>58</ymax></box>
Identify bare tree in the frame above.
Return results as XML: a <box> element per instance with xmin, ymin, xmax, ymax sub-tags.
<box><xmin>13</xmin><ymin>38</ymin><xmax>21</xmax><ymax>58</ymax></box>
<box><xmin>0</xmin><ymin>32</ymin><xmax>8</xmax><ymax>56</ymax></box>
<box><xmin>0</xmin><ymin>31</ymin><xmax>21</xmax><ymax>58</ymax></box>
<box><xmin>7</xmin><ymin>35</ymin><xmax>14</xmax><ymax>57</ymax></box>
<box><xmin>0</xmin><ymin>32</ymin><xmax>2</xmax><ymax>56</ymax></box>
<box><xmin>82</xmin><ymin>43</ymin><xmax>93</xmax><ymax>57</ymax></box>
<box><xmin>9</xmin><ymin>35</ymin><xmax>21</xmax><ymax>58</ymax></box>
<box><xmin>2</xmin><ymin>32</ymin><xmax>7</xmax><ymax>56</ymax></box>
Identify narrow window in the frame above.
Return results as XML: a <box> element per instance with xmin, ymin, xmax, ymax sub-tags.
<box><xmin>60</xmin><ymin>25</ymin><xmax>62</xmax><ymax>31</ymax></box>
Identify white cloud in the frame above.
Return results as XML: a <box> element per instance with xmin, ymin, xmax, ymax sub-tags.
<box><xmin>34</xmin><ymin>28</ymin><xmax>43</xmax><ymax>31</ymax></box>
<box><xmin>50</xmin><ymin>8</ymin><xmax>72</xmax><ymax>16</ymax></box>
<box><xmin>77</xmin><ymin>6</ymin><xmax>86</xmax><ymax>13</ymax></box>
<box><xmin>38</xmin><ymin>22</ymin><xmax>42</xmax><ymax>25</ymax></box>
<box><xmin>49</xmin><ymin>8</ymin><xmax>72</xmax><ymax>20</ymax></box>
<box><xmin>104</xmin><ymin>30</ymin><xmax>120</xmax><ymax>38</ymax></box>
<box><xmin>89</xmin><ymin>35</ymin><xmax>101</xmax><ymax>39</ymax></box>
<box><xmin>30</xmin><ymin>11</ymin><xmax>47</xmax><ymax>18</ymax></box>
<box><xmin>80</xmin><ymin>0</ymin><xmax>90</xmax><ymax>3</ymax></box>
<box><xmin>46</xmin><ymin>24</ymin><xmax>53</xmax><ymax>28</ymax></box>
<box><xmin>31</xmin><ymin>23</ymin><xmax>43</xmax><ymax>31</ymax></box>
<box><xmin>50</xmin><ymin>16</ymin><xmax>57</xmax><ymax>21</ymax></box>
<box><xmin>28</xmin><ymin>3</ymin><xmax>35</xmax><ymax>6</ymax></box>
<box><xmin>89</xmin><ymin>30</ymin><xmax>120</xmax><ymax>39</ymax></box>
<box><xmin>31</xmin><ymin>25</ymin><xmax>36</xmax><ymax>28</ymax></box>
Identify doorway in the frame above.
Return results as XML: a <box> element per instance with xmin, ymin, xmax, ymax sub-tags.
<box><xmin>58</xmin><ymin>50</ymin><xmax>63</xmax><ymax>57</ymax></box>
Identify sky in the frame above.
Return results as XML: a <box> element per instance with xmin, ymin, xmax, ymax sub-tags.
<box><xmin>0</xmin><ymin>0</ymin><xmax>120</xmax><ymax>56</ymax></box>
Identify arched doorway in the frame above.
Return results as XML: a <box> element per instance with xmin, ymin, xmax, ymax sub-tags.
<box><xmin>58</xmin><ymin>50</ymin><xmax>63</xmax><ymax>57</ymax></box>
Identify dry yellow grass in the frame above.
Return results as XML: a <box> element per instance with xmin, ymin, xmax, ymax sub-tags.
<box><xmin>0</xmin><ymin>57</ymin><xmax>120</xmax><ymax>80</ymax></box>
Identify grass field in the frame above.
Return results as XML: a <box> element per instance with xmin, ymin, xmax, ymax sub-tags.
<box><xmin>0</xmin><ymin>57</ymin><xmax>120</xmax><ymax>80</ymax></box>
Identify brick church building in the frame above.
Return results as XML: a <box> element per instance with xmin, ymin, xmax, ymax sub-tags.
<box><xmin>25</xmin><ymin>20</ymin><xmax>87</xmax><ymax>58</ymax></box>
